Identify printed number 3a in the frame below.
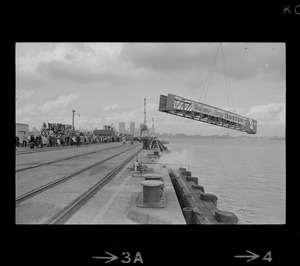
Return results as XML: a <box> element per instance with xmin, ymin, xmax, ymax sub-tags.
<box><xmin>121</xmin><ymin>252</ymin><xmax>144</xmax><ymax>264</ymax></box>
<box><xmin>263</xmin><ymin>251</ymin><xmax>272</xmax><ymax>262</ymax></box>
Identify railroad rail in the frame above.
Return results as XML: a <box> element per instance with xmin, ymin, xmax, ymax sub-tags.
<box><xmin>16</xmin><ymin>144</ymin><xmax>142</xmax><ymax>204</ymax></box>
<box><xmin>44</xmin><ymin>148</ymin><xmax>142</xmax><ymax>224</ymax></box>
<box><xmin>16</xmin><ymin>143</ymin><xmax>139</xmax><ymax>172</ymax></box>
<box><xmin>15</xmin><ymin>142</ymin><xmax>100</xmax><ymax>155</ymax></box>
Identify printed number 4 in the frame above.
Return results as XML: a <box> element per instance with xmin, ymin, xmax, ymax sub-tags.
<box><xmin>263</xmin><ymin>251</ymin><xmax>272</xmax><ymax>262</ymax></box>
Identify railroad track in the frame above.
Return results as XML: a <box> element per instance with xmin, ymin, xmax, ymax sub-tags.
<box><xmin>16</xmin><ymin>143</ymin><xmax>94</xmax><ymax>155</ymax></box>
<box><xmin>16</xmin><ymin>142</ymin><xmax>115</xmax><ymax>155</ymax></box>
<box><xmin>44</xmin><ymin>148</ymin><xmax>142</xmax><ymax>224</ymax></box>
<box><xmin>16</xmin><ymin>144</ymin><xmax>142</xmax><ymax>204</ymax></box>
<box><xmin>16</xmin><ymin>143</ymin><xmax>140</xmax><ymax>172</ymax></box>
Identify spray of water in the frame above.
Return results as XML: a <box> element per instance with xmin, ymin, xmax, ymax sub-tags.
<box><xmin>158</xmin><ymin>149</ymin><xmax>192</xmax><ymax>170</ymax></box>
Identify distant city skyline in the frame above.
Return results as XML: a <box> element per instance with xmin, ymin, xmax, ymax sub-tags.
<box><xmin>118</xmin><ymin>122</ymin><xmax>125</xmax><ymax>134</ymax></box>
<box><xmin>16</xmin><ymin>43</ymin><xmax>285</xmax><ymax>137</ymax></box>
<box><xmin>130</xmin><ymin>122</ymin><xmax>135</xmax><ymax>135</ymax></box>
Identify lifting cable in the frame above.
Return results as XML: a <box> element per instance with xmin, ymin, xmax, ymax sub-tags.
<box><xmin>198</xmin><ymin>43</ymin><xmax>235</xmax><ymax>110</ymax></box>
<box><xmin>220</xmin><ymin>43</ymin><xmax>235</xmax><ymax>109</ymax></box>
<box><xmin>199</xmin><ymin>43</ymin><xmax>221</xmax><ymax>102</ymax></box>
<box><xmin>221</xmin><ymin>44</ymin><xmax>230</xmax><ymax>108</ymax></box>
<box><xmin>155</xmin><ymin>112</ymin><xmax>169</xmax><ymax>131</ymax></box>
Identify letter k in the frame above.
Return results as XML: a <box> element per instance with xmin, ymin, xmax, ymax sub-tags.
<box><xmin>284</xmin><ymin>5</ymin><xmax>291</xmax><ymax>15</ymax></box>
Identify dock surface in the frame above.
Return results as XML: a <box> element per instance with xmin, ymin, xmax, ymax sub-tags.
<box><xmin>15</xmin><ymin>142</ymin><xmax>186</xmax><ymax>224</ymax></box>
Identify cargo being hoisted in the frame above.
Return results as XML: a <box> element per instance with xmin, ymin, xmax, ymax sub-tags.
<box><xmin>159</xmin><ymin>93</ymin><xmax>257</xmax><ymax>134</ymax></box>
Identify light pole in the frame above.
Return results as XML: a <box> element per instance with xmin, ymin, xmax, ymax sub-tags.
<box><xmin>72</xmin><ymin>110</ymin><xmax>80</xmax><ymax>132</ymax></box>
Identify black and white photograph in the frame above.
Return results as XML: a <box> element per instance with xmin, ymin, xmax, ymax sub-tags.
<box><xmin>8</xmin><ymin>2</ymin><xmax>300</xmax><ymax>264</ymax></box>
<box><xmin>15</xmin><ymin>42</ymin><xmax>285</xmax><ymax>225</ymax></box>
<box><xmin>9</xmin><ymin>2</ymin><xmax>300</xmax><ymax>264</ymax></box>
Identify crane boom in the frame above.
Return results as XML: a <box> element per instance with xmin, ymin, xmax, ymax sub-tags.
<box><xmin>159</xmin><ymin>93</ymin><xmax>257</xmax><ymax>134</ymax></box>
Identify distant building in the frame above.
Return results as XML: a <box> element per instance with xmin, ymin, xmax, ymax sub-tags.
<box><xmin>130</xmin><ymin>122</ymin><xmax>135</xmax><ymax>135</ymax></box>
<box><xmin>29</xmin><ymin>126</ymin><xmax>41</xmax><ymax>136</ymax></box>
<box><xmin>152</xmin><ymin>117</ymin><xmax>155</xmax><ymax>135</ymax></box>
<box><xmin>93</xmin><ymin>129</ymin><xmax>115</xmax><ymax>136</ymax></box>
<box><xmin>134</xmin><ymin>128</ymin><xmax>140</xmax><ymax>137</ymax></box>
<box><xmin>119</xmin><ymin>122</ymin><xmax>125</xmax><ymax>134</ymax></box>
<box><xmin>140</xmin><ymin>123</ymin><xmax>149</xmax><ymax>137</ymax></box>
<box><xmin>16</xmin><ymin>123</ymin><xmax>29</xmax><ymax>141</ymax></box>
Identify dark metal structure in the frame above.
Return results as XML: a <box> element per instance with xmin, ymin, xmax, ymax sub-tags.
<box><xmin>159</xmin><ymin>93</ymin><xmax>257</xmax><ymax>134</ymax></box>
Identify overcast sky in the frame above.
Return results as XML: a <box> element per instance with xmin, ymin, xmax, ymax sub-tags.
<box><xmin>16</xmin><ymin>43</ymin><xmax>285</xmax><ymax>136</ymax></box>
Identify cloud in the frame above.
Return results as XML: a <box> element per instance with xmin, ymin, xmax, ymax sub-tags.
<box><xmin>64</xmin><ymin>52</ymin><xmax>77</xmax><ymax>61</ymax></box>
<box><xmin>246</xmin><ymin>102</ymin><xmax>285</xmax><ymax>125</ymax></box>
<box><xmin>16</xmin><ymin>89</ymin><xmax>36</xmax><ymax>100</ymax></box>
<box><xmin>120</xmin><ymin>43</ymin><xmax>285</xmax><ymax>81</ymax></box>
<box><xmin>37</xmin><ymin>60</ymin><xmax>76</xmax><ymax>80</ymax></box>
<box><xmin>36</xmin><ymin>59</ymin><xmax>128</xmax><ymax>85</ymax></box>
<box><xmin>27</xmin><ymin>43</ymin><xmax>125</xmax><ymax>85</ymax></box>
<box><xmin>41</xmin><ymin>93</ymin><xmax>79</xmax><ymax>112</ymax></box>
<box><xmin>103</xmin><ymin>103</ymin><xmax>119</xmax><ymax>111</ymax></box>
<box><xmin>121</xmin><ymin>43</ymin><xmax>214</xmax><ymax>73</ymax></box>
<box><xmin>16</xmin><ymin>71</ymin><xmax>47</xmax><ymax>89</ymax></box>
<box><xmin>16</xmin><ymin>103</ymin><xmax>37</xmax><ymax>116</ymax></box>
<box><xmin>219</xmin><ymin>43</ymin><xmax>285</xmax><ymax>81</ymax></box>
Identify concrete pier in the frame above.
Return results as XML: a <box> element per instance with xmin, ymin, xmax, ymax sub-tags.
<box><xmin>65</xmin><ymin>149</ymin><xmax>186</xmax><ymax>224</ymax></box>
<box><xmin>168</xmin><ymin>167</ymin><xmax>238</xmax><ymax>224</ymax></box>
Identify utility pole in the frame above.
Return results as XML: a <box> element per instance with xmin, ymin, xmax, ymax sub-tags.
<box><xmin>144</xmin><ymin>98</ymin><xmax>146</xmax><ymax>125</ymax></box>
<box><xmin>72</xmin><ymin>110</ymin><xmax>80</xmax><ymax>132</ymax></box>
<box><xmin>152</xmin><ymin>117</ymin><xmax>154</xmax><ymax>135</ymax></box>
<box><xmin>72</xmin><ymin>110</ymin><xmax>76</xmax><ymax>131</ymax></box>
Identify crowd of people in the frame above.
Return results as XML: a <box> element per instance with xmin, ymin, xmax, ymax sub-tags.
<box><xmin>15</xmin><ymin>132</ymin><xmax>135</xmax><ymax>150</ymax></box>
<box><xmin>141</xmin><ymin>136</ymin><xmax>158</xmax><ymax>150</ymax></box>
<box><xmin>15</xmin><ymin>125</ymin><xmax>161</xmax><ymax>151</ymax></box>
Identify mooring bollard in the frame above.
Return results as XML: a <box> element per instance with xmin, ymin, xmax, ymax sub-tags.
<box><xmin>182</xmin><ymin>193</ymin><xmax>191</xmax><ymax>207</ymax></box>
<box><xmin>140</xmin><ymin>180</ymin><xmax>164</xmax><ymax>203</ymax></box>
<box><xmin>200</xmin><ymin>193</ymin><xmax>218</xmax><ymax>206</ymax></box>
<box><xmin>168</xmin><ymin>169</ymin><xmax>176</xmax><ymax>178</ymax></box>
<box><xmin>182</xmin><ymin>207</ymin><xmax>194</xmax><ymax>224</ymax></box>
<box><xmin>186</xmin><ymin>176</ymin><xmax>198</xmax><ymax>185</ymax></box>
<box><xmin>185</xmin><ymin>171</ymin><xmax>192</xmax><ymax>177</ymax></box>
<box><xmin>214</xmin><ymin>209</ymin><xmax>238</xmax><ymax>224</ymax></box>
<box><xmin>143</xmin><ymin>173</ymin><xmax>163</xmax><ymax>181</ymax></box>
<box><xmin>192</xmin><ymin>184</ymin><xmax>205</xmax><ymax>193</ymax></box>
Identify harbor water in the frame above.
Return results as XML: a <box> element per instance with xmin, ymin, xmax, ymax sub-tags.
<box><xmin>159</xmin><ymin>137</ymin><xmax>285</xmax><ymax>224</ymax></box>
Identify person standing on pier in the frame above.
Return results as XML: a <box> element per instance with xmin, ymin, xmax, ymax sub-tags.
<box><xmin>34</xmin><ymin>135</ymin><xmax>39</xmax><ymax>148</ymax></box>
<box><xmin>30</xmin><ymin>135</ymin><xmax>35</xmax><ymax>149</ymax></box>
<box><xmin>22</xmin><ymin>133</ymin><xmax>27</xmax><ymax>147</ymax></box>
<box><xmin>42</xmin><ymin>135</ymin><xmax>47</xmax><ymax>148</ymax></box>
<box><xmin>48</xmin><ymin>135</ymin><xmax>52</xmax><ymax>147</ymax></box>
<box><xmin>142</xmin><ymin>137</ymin><xmax>146</xmax><ymax>149</ymax></box>
<box><xmin>76</xmin><ymin>135</ymin><xmax>81</xmax><ymax>147</ymax></box>
<box><xmin>16</xmin><ymin>135</ymin><xmax>19</xmax><ymax>148</ymax></box>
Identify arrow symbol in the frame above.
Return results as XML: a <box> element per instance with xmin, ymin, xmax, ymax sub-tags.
<box><xmin>234</xmin><ymin>250</ymin><xmax>260</xmax><ymax>262</ymax></box>
<box><xmin>93</xmin><ymin>251</ymin><xmax>118</xmax><ymax>263</ymax></box>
